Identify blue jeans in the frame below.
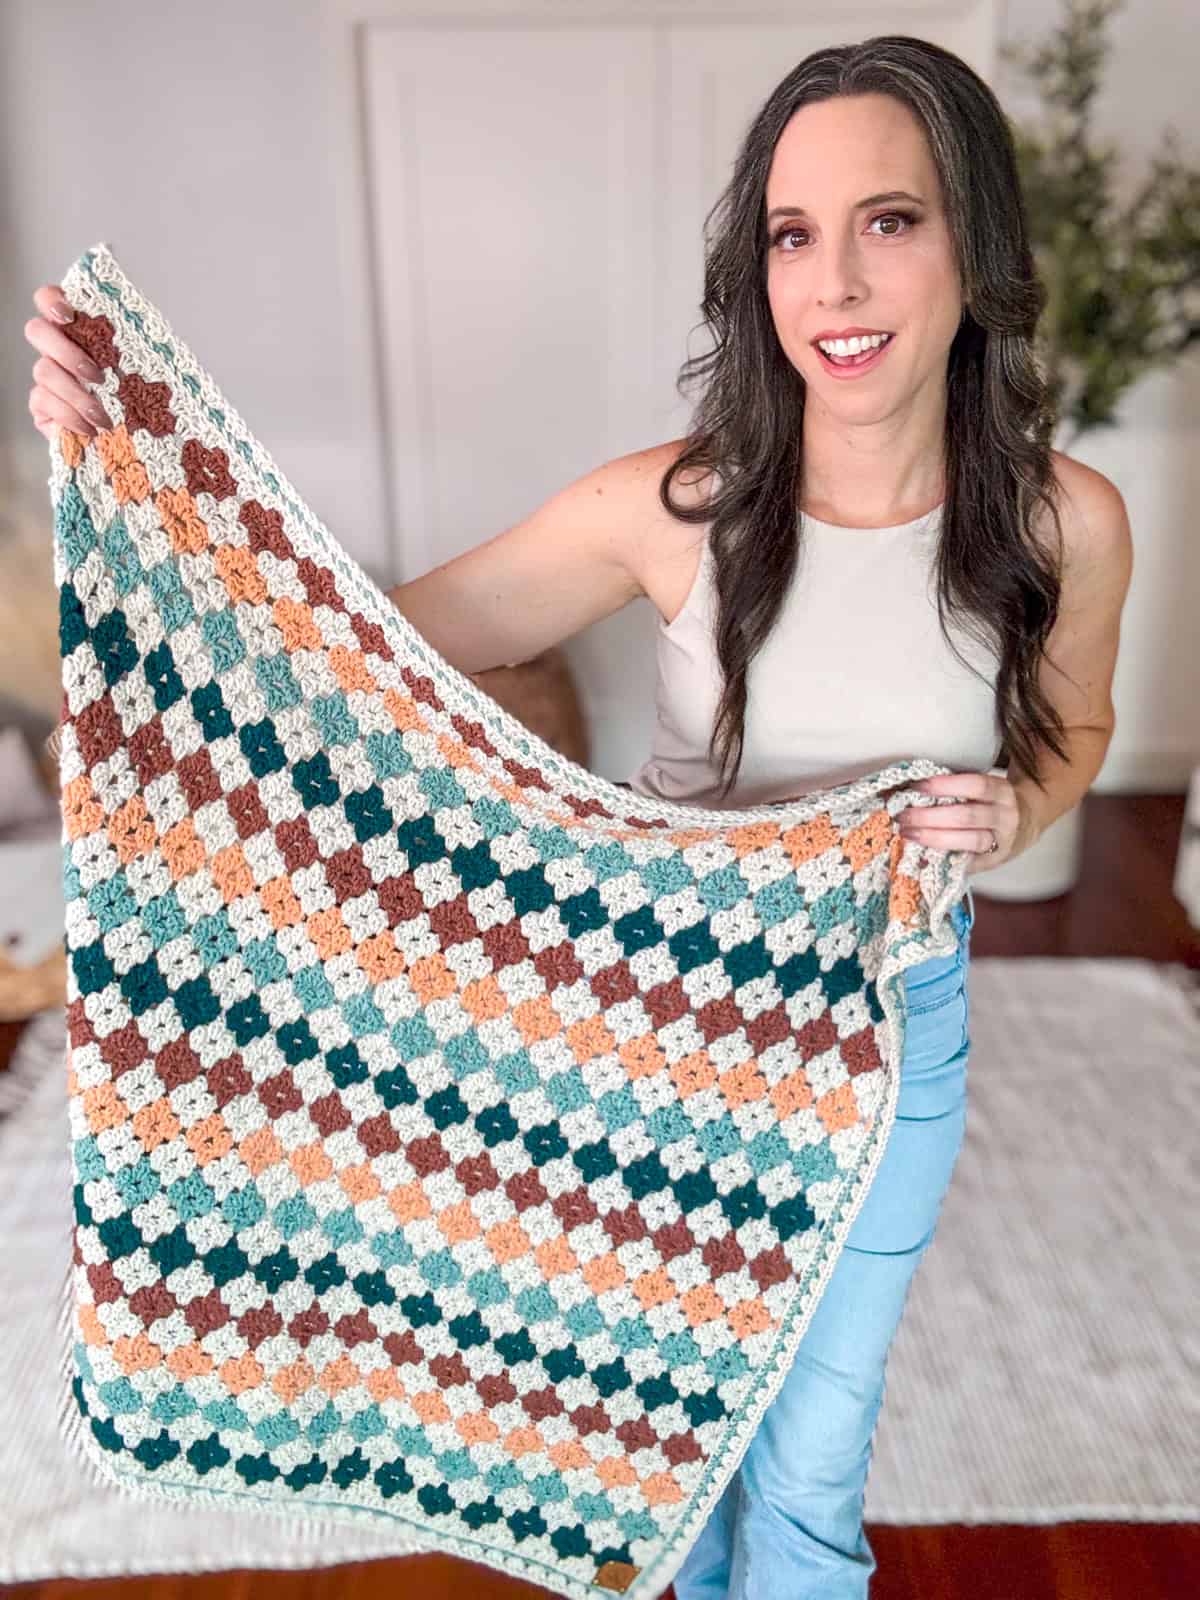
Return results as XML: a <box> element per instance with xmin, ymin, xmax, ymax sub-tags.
<box><xmin>673</xmin><ymin>886</ymin><xmax>976</xmax><ymax>1600</ymax></box>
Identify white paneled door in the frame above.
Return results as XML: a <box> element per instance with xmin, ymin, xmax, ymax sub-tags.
<box><xmin>351</xmin><ymin>1</ymin><xmax>996</xmax><ymax>781</ymax></box>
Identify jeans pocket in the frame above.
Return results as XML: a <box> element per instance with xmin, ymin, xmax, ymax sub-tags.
<box><xmin>904</xmin><ymin>937</ymin><xmax>967</xmax><ymax>1016</ymax></box>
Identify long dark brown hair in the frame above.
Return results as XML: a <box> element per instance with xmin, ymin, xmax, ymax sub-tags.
<box><xmin>659</xmin><ymin>34</ymin><xmax>1071</xmax><ymax>802</ymax></box>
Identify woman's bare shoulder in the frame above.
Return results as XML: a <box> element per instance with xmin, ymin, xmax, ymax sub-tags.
<box><xmin>1042</xmin><ymin>448</ymin><xmax>1129</xmax><ymax>570</ymax></box>
<box><xmin>616</xmin><ymin>436</ymin><xmax>719</xmax><ymax>507</ymax></box>
<box><xmin>617</xmin><ymin>438</ymin><xmax>720</xmax><ymax>623</ymax></box>
<box><xmin>1048</xmin><ymin>446</ymin><xmax>1124</xmax><ymax>509</ymax></box>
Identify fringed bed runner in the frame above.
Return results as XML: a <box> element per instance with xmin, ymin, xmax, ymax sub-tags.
<box><xmin>46</xmin><ymin>243</ymin><xmax>972</xmax><ymax>1599</ymax></box>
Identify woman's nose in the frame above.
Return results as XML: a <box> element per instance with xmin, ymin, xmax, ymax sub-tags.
<box><xmin>815</xmin><ymin>237</ymin><xmax>868</xmax><ymax>309</ymax></box>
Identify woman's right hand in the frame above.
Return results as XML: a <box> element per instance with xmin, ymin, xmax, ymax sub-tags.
<box><xmin>24</xmin><ymin>283</ymin><xmax>112</xmax><ymax>442</ymax></box>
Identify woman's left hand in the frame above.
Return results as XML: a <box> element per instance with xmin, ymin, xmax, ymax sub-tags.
<box><xmin>896</xmin><ymin>770</ymin><xmax>1037</xmax><ymax>874</ymax></box>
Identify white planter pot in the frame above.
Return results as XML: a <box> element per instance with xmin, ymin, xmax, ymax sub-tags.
<box><xmin>1171</xmin><ymin>764</ymin><xmax>1200</xmax><ymax>930</ymax></box>
<box><xmin>973</xmin><ymin>800</ymin><xmax>1083</xmax><ymax>902</ymax></box>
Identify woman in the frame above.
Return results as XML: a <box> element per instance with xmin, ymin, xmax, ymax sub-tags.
<box><xmin>25</xmin><ymin>33</ymin><xmax>1130</xmax><ymax>1598</ymax></box>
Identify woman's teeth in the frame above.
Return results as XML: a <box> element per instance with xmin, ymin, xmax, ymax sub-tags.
<box><xmin>817</xmin><ymin>332</ymin><xmax>892</xmax><ymax>364</ymax></box>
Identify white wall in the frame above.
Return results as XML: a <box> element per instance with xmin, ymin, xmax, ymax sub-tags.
<box><xmin>0</xmin><ymin>0</ymin><xmax>384</xmax><ymax>570</ymax></box>
<box><xmin>2</xmin><ymin>0</ymin><xmax>1196</xmax><ymax>789</ymax></box>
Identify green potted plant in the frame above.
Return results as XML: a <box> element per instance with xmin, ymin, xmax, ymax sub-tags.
<box><xmin>984</xmin><ymin>0</ymin><xmax>1200</xmax><ymax>902</ymax></box>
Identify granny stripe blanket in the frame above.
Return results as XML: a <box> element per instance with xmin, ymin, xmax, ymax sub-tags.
<box><xmin>47</xmin><ymin>242</ymin><xmax>971</xmax><ymax>1599</ymax></box>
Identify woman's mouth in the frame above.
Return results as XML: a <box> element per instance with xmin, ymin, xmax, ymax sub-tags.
<box><xmin>813</xmin><ymin>333</ymin><xmax>896</xmax><ymax>379</ymax></box>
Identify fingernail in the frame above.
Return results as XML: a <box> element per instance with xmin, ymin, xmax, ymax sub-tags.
<box><xmin>87</xmin><ymin>404</ymin><xmax>109</xmax><ymax>426</ymax></box>
<box><xmin>49</xmin><ymin>303</ymin><xmax>75</xmax><ymax>324</ymax></box>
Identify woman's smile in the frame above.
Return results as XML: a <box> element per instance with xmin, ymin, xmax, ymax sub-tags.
<box><xmin>812</xmin><ymin>331</ymin><xmax>898</xmax><ymax>379</ymax></box>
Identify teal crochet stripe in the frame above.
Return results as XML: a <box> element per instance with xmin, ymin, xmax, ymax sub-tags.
<box><xmin>48</xmin><ymin>241</ymin><xmax>970</xmax><ymax>1599</ymax></box>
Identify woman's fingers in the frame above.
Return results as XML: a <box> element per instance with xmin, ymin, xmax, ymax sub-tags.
<box><xmin>27</xmin><ymin>287</ymin><xmax>105</xmax><ymax>386</ymax></box>
<box><xmin>28</xmin><ymin>380</ymin><xmax>100</xmax><ymax>442</ymax></box>
<box><xmin>33</xmin><ymin>283</ymin><xmax>75</xmax><ymax>327</ymax></box>
<box><xmin>25</xmin><ymin>285</ymin><xmax>111</xmax><ymax>438</ymax></box>
<box><xmin>28</xmin><ymin>354</ymin><xmax>110</xmax><ymax>438</ymax></box>
<box><xmin>31</xmin><ymin>350</ymin><xmax>108</xmax><ymax>421</ymax></box>
<box><xmin>26</xmin><ymin>317</ymin><xmax>108</xmax><ymax>393</ymax></box>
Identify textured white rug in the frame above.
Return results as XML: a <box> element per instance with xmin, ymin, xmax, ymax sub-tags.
<box><xmin>866</xmin><ymin>955</ymin><xmax>1199</xmax><ymax>1525</ymax></box>
<box><xmin>2</xmin><ymin>957</ymin><xmax>1197</xmax><ymax>1581</ymax></box>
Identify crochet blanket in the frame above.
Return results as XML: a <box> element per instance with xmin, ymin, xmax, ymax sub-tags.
<box><xmin>47</xmin><ymin>242</ymin><xmax>972</xmax><ymax>1600</ymax></box>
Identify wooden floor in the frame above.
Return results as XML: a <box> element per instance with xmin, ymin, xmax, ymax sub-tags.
<box><xmin>4</xmin><ymin>791</ymin><xmax>1197</xmax><ymax>1599</ymax></box>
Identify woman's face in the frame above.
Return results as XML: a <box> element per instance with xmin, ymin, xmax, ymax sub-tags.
<box><xmin>763</xmin><ymin>93</ymin><xmax>964</xmax><ymax>415</ymax></box>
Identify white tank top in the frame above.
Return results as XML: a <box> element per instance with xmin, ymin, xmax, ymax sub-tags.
<box><xmin>624</xmin><ymin>500</ymin><xmax>1003</xmax><ymax>807</ymax></box>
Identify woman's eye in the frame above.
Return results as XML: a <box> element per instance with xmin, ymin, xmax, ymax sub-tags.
<box><xmin>771</xmin><ymin>211</ymin><xmax>916</xmax><ymax>249</ymax></box>
<box><xmin>871</xmin><ymin>211</ymin><xmax>915</xmax><ymax>237</ymax></box>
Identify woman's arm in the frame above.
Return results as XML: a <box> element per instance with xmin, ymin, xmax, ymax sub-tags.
<box><xmin>1005</xmin><ymin>458</ymin><xmax>1133</xmax><ymax>841</ymax></box>
<box><xmin>895</xmin><ymin>458</ymin><xmax>1134</xmax><ymax>869</ymax></box>
<box><xmin>384</xmin><ymin>442</ymin><xmax>681</xmax><ymax>675</ymax></box>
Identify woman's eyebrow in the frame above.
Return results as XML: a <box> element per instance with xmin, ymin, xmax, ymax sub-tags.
<box><xmin>765</xmin><ymin>190</ymin><xmax>926</xmax><ymax>223</ymax></box>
